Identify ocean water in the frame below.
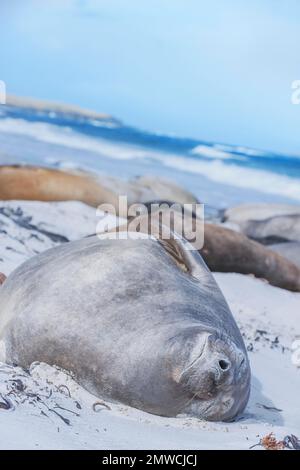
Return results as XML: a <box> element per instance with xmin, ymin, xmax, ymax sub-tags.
<box><xmin>0</xmin><ymin>104</ymin><xmax>300</xmax><ymax>210</ymax></box>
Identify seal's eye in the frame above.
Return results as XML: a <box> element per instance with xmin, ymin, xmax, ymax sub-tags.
<box><xmin>218</xmin><ymin>359</ymin><xmax>230</xmax><ymax>371</ymax></box>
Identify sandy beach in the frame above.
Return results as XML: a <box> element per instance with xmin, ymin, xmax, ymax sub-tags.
<box><xmin>0</xmin><ymin>199</ymin><xmax>299</xmax><ymax>450</ymax></box>
<box><xmin>2</xmin><ymin>2</ymin><xmax>300</xmax><ymax>456</ymax></box>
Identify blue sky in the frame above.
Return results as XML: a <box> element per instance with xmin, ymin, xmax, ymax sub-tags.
<box><xmin>1</xmin><ymin>0</ymin><xmax>300</xmax><ymax>154</ymax></box>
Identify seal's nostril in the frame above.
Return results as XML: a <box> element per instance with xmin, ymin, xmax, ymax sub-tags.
<box><xmin>219</xmin><ymin>359</ymin><xmax>230</xmax><ymax>371</ymax></box>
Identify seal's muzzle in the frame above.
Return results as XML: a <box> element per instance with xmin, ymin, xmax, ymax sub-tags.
<box><xmin>180</xmin><ymin>332</ymin><xmax>250</xmax><ymax>421</ymax></box>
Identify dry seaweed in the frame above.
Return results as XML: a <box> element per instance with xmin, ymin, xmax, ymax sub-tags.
<box><xmin>250</xmin><ymin>432</ymin><xmax>285</xmax><ymax>450</ymax></box>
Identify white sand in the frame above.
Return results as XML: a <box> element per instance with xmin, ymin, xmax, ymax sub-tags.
<box><xmin>0</xmin><ymin>200</ymin><xmax>299</xmax><ymax>450</ymax></box>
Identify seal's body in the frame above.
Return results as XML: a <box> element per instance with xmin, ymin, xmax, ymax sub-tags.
<box><xmin>0</xmin><ymin>235</ymin><xmax>250</xmax><ymax>421</ymax></box>
<box><xmin>242</xmin><ymin>214</ymin><xmax>300</xmax><ymax>244</ymax></box>
<box><xmin>201</xmin><ymin>223</ymin><xmax>300</xmax><ymax>292</ymax></box>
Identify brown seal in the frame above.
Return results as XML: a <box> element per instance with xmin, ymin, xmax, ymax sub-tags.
<box><xmin>201</xmin><ymin>223</ymin><xmax>300</xmax><ymax>292</ymax></box>
<box><xmin>0</xmin><ymin>165</ymin><xmax>118</xmax><ymax>208</ymax></box>
<box><xmin>0</xmin><ymin>166</ymin><xmax>198</xmax><ymax>213</ymax></box>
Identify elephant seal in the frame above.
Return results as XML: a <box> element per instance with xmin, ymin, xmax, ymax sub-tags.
<box><xmin>223</xmin><ymin>204</ymin><xmax>300</xmax><ymax>244</ymax></box>
<box><xmin>224</xmin><ymin>203</ymin><xmax>300</xmax><ymax>225</ymax></box>
<box><xmin>133</xmin><ymin>175</ymin><xmax>198</xmax><ymax>205</ymax></box>
<box><xmin>201</xmin><ymin>224</ymin><xmax>300</xmax><ymax>292</ymax></box>
<box><xmin>0</xmin><ymin>235</ymin><xmax>250</xmax><ymax>421</ymax></box>
<box><xmin>0</xmin><ymin>165</ymin><xmax>119</xmax><ymax>209</ymax></box>
<box><xmin>0</xmin><ymin>165</ymin><xmax>198</xmax><ymax>213</ymax></box>
<box><xmin>240</xmin><ymin>214</ymin><xmax>300</xmax><ymax>244</ymax></box>
<box><xmin>0</xmin><ymin>273</ymin><xmax>6</xmax><ymax>285</ymax></box>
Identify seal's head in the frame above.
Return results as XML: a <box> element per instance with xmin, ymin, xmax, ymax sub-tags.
<box><xmin>174</xmin><ymin>331</ymin><xmax>250</xmax><ymax>421</ymax></box>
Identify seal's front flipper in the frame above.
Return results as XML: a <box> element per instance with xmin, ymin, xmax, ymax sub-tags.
<box><xmin>126</xmin><ymin>210</ymin><xmax>210</xmax><ymax>282</ymax></box>
<box><xmin>158</xmin><ymin>235</ymin><xmax>236</xmax><ymax>324</ymax></box>
<box><xmin>158</xmin><ymin>236</ymin><xmax>211</xmax><ymax>284</ymax></box>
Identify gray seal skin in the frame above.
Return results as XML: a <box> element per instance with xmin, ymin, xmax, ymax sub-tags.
<box><xmin>223</xmin><ymin>203</ymin><xmax>300</xmax><ymax>224</ymax></box>
<box><xmin>0</xmin><ymin>235</ymin><xmax>250</xmax><ymax>421</ymax></box>
<box><xmin>241</xmin><ymin>214</ymin><xmax>300</xmax><ymax>244</ymax></box>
